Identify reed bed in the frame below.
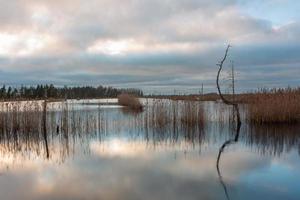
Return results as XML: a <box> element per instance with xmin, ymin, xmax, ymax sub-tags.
<box><xmin>0</xmin><ymin>100</ymin><xmax>102</xmax><ymax>162</ymax></box>
<box><xmin>150</xmin><ymin>99</ymin><xmax>171</xmax><ymax>129</ymax></box>
<box><xmin>148</xmin><ymin>99</ymin><xmax>206</xmax><ymax>130</ymax></box>
<box><xmin>2</xmin><ymin>97</ymin><xmax>299</xmax><ymax>165</ymax></box>
<box><xmin>180</xmin><ymin>101</ymin><xmax>205</xmax><ymax>127</ymax></box>
<box><xmin>118</xmin><ymin>93</ymin><xmax>143</xmax><ymax>111</ymax></box>
<box><xmin>0</xmin><ymin>98</ymin><xmax>211</xmax><ymax>164</ymax></box>
<box><xmin>247</xmin><ymin>89</ymin><xmax>300</xmax><ymax>124</ymax></box>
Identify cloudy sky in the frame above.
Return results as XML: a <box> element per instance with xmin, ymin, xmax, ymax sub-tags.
<box><xmin>0</xmin><ymin>0</ymin><xmax>299</xmax><ymax>93</ymax></box>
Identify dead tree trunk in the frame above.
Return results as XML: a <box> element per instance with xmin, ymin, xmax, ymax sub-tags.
<box><xmin>215</xmin><ymin>46</ymin><xmax>242</xmax><ymax>200</ymax></box>
<box><xmin>216</xmin><ymin>45</ymin><xmax>241</xmax><ymax>128</ymax></box>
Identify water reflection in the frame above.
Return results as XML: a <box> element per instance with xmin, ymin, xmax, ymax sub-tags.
<box><xmin>0</xmin><ymin>101</ymin><xmax>299</xmax><ymax>163</ymax></box>
<box><xmin>216</xmin><ymin>113</ymin><xmax>241</xmax><ymax>200</ymax></box>
<box><xmin>0</xmin><ymin>100</ymin><xmax>299</xmax><ymax>199</ymax></box>
<box><xmin>244</xmin><ymin>124</ymin><xmax>300</xmax><ymax>156</ymax></box>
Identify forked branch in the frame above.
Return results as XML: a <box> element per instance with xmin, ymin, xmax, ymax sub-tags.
<box><xmin>216</xmin><ymin>45</ymin><xmax>241</xmax><ymax>127</ymax></box>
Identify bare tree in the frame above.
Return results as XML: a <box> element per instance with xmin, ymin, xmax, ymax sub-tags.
<box><xmin>216</xmin><ymin>45</ymin><xmax>241</xmax><ymax>127</ymax></box>
<box><xmin>215</xmin><ymin>45</ymin><xmax>242</xmax><ymax>200</ymax></box>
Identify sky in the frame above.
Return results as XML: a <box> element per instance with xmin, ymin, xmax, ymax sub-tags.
<box><xmin>0</xmin><ymin>0</ymin><xmax>299</xmax><ymax>94</ymax></box>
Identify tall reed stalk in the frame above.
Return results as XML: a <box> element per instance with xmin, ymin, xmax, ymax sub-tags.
<box><xmin>247</xmin><ymin>89</ymin><xmax>300</xmax><ymax>124</ymax></box>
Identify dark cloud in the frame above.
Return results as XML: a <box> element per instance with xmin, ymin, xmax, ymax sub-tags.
<box><xmin>0</xmin><ymin>0</ymin><xmax>299</xmax><ymax>93</ymax></box>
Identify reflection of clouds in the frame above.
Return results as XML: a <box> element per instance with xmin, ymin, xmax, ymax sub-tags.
<box><xmin>44</xmin><ymin>151</ymin><xmax>225</xmax><ymax>200</ymax></box>
<box><xmin>218</xmin><ymin>147</ymin><xmax>271</xmax><ymax>180</ymax></box>
<box><xmin>0</xmin><ymin>103</ymin><xmax>299</xmax><ymax>199</ymax></box>
<box><xmin>1</xmin><ymin>144</ymin><xmax>298</xmax><ymax>200</ymax></box>
<box><xmin>89</xmin><ymin>139</ymin><xmax>203</xmax><ymax>159</ymax></box>
<box><xmin>272</xmin><ymin>150</ymin><xmax>300</xmax><ymax>172</ymax></box>
<box><xmin>90</xmin><ymin>139</ymin><xmax>148</xmax><ymax>158</ymax></box>
<box><xmin>215</xmin><ymin>146</ymin><xmax>300</xmax><ymax>200</ymax></box>
<box><xmin>0</xmin><ymin>146</ymin><xmax>221</xmax><ymax>200</ymax></box>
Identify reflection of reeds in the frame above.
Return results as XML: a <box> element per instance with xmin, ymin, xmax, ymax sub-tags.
<box><xmin>180</xmin><ymin>101</ymin><xmax>205</xmax><ymax>127</ymax></box>
<box><xmin>0</xmin><ymin>98</ymin><xmax>299</xmax><ymax>166</ymax></box>
<box><xmin>245</xmin><ymin>124</ymin><xmax>300</xmax><ymax>156</ymax></box>
<box><xmin>148</xmin><ymin>99</ymin><xmax>205</xmax><ymax>131</ymax></box>
<box><xmin>151</xmin><ymin>99</ymin><xmax>170</xmax><ymax>128</ymax></box>
<box><xmin>0</xmin><ymin>99</ymin><xmax>245</xmax><ymax>164</ymax></box>
<box><xmin>0</xmin><ymin>100</ymin><xmax>98</xmax><ymax>163</ymax></box>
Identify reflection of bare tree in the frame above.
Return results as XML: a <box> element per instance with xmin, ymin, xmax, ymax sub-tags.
<box><xmin>43</xmin><ymin>100</ymin><xmax>49</xmax><ymax>159</ymax></box>
<box><xmin>215</xmin><ymin>45</ymin><xmax>242</xmax><ymax>200</ymax></box>
<box><xmin>216</xmin><ymin>124</ymin><xmax>241</xmax><ymax>200</ymax></box>
<box><xmin>0</xmin><ymin>101</ymin><xmax>207</xmax><ymax>166</ymax></box>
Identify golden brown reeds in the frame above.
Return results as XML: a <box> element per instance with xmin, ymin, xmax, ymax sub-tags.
<box><xmin>148</xmin><ymin>99</ymin><xmax>205</xmax><ymax>130</ymax></box>
<box><xmin>118</xmin><ymin>93</ymin><xmax>143</xmax><ymax>111</ymax></box>
<box><xmin>247</xmin><ymin>89</ymin><xmax>300</xmax><ymax>124</ymax></box>
<box><xmin>149</xmin><ymin>99</ymin><xmax>170</xmax><ymax>129</ymax></box>
<box><xmin>180</xmin><ymin>101</ymin><xmax>205</xmax><ymax>127</ymax></box>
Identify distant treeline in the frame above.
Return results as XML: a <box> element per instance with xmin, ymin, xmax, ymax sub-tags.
<box><xmin>0</xmin><ymin>85</ymin><xmax>143</xmax><ymax>100</ymax></box>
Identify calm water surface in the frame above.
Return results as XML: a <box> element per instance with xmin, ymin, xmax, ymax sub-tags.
<box><xmin>0</xmin><ymin>99</ymin><xmax>299</xmax><ymax>200</ymax></box>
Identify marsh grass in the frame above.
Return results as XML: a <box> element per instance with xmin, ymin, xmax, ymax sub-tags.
<box><xmin>118</xmin><ymin>93</ymin><xmax>143</xmax><ymax>111</ymax></box>
<box><xmin>148</xmin><ymin>99</ymin><xmax>206</xmax><ymax>130</ymax></box>
<box><xmin>180</xmin><ymin>101</ymin><xmax>205</xmax><ymax>127</ymax></box>
<box><xmin>0</xmin><ymin>98</ymin><xmax>212</xmax><ymax>163</ymax></box>
<box><xmin>0</xmin><ymin>100</ymin><xmax>102</xmax><ymax>162</ymax></box>
<box><xmin>150</xmin><ymin>99</ymin><xmax>170</xmax><ymax>128</ymax></box>
<box><xmin>247</xmin><ymin>89</ymin><xmax>300</xmax><ymax>124</ymax></box>
<box><xmin>2</xmin><ymin>97</ymin><xmax>299</xmax><ymax>164</ymax></box>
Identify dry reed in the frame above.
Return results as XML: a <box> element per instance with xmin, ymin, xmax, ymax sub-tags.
<box><xmin>118</xmin><ymin>93</ymin><xmax>143</xmax><ymax>111</ymax></box>
<box><xmin>247</xmin><ymin>89</ymin><xmax>300</xmax><ymax>124</ymax></box>
<box><xmin>148</xmin><ymin>99</ymin><xmax>205</xmax><ymax>129</ymax></box>
<box><xmin>180</xmin><ymin>101</ymin><xmax>205</xmax><ymax>127</ymax></box>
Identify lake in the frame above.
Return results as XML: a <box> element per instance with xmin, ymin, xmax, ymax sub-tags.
<box><xmin>0</xmin><ymin>99</ymin><xmax>299</xmax><ymax>200</ymax></box>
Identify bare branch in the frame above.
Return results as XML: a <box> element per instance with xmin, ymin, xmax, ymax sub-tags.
<box><xmin>216</xmin><ymin>45</ymin><xmax>241</xmax><ymax>127</ymax></box>
<box><xmin>215</xmin><ymin>46</ymin><xmax>241</xmax><ymax>200</ymax></box>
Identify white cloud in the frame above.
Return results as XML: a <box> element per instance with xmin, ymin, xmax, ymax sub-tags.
<box><xmin>0</xmin><ymin>0</ymin><xmax>298</xmax><ymax>91</ymax></box>
<box><xmin>0</xmin><ymin>31</ymin><xmax>55</xmax><ymax>57</ymax></box>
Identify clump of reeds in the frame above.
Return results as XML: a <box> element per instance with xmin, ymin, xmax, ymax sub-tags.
<box><xmin>118</xmin><ymin>93</ymin><xmax>143</xmax><ymax>111</ymax></box>
<box><xmin>147</xmin><ymin>99</ymin><xmax>205</xmax><ymax>131</ymax></box>
<box><xmin>151</xmin><ymin>99</ymin><xmax>170</xmax><ymax>128</ymax></box>
<box><xmin>247</xmin><ymin>88</ymin><xmax>300</xmax><ymax>124</ymax></box>
<box><xmin>180</xmin><ymin>101</ymin><xmax>205</xmax><ymax>127</ymax></box>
